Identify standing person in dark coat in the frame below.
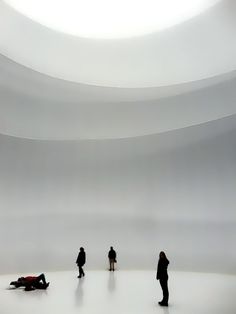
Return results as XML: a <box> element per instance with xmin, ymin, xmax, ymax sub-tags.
<box><xmin>108</xmin><ymin>246</ymin><xmax>117</xmax><ymax>271</ymax></box>
<box><xmin>156</xmin><ymin>251</ymin><xmax>169</xmax><ymax>306</ymax></box>
<box><xmin>76</xmin><ymin>247</ymin><xmax>86</xmax><ymax>278</ymax></box>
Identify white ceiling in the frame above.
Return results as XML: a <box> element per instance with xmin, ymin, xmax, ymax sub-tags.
<box><xmin>0</xmin><ymin>0</ymin><xmax>235</xmax><ymax>88</ymax></box>
<box><xmin>3</xmin><ymin>0</ymin><xmax>220</xmax><ymax>39</ymax></box>
<box><xmin>0</xmin><ymin>0</ymin><xmax>236</xmax><ymax>140</ymax></box>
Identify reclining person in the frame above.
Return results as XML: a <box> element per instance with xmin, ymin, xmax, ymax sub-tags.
<box><xmin>10</xmin><ymin>273</ymin><xmax>49</xmax><ymax>291</ymax></box>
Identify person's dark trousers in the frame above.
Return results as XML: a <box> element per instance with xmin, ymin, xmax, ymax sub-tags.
<box><xmin>36</xmin><ymin>274</ymin><xmax>47</xmax><ymax>285</ymax></box>
<box><xmin>160</xmin><ymin>278</ymin><xmax>169</xmax><ymax>304</ymax></box>
<box><xmin>109</xmin><ymin>259</ymin><xmax>115</xmax><ymax>271</ymax></box>
<box><xmin>32</xmin><ymin>273</ymin><xmax>47</xmax><ymax>289</ymax></box>
<box><xmin>78</xmin><ymin>266</ymin><xmax>85</xmax><ymax>277</ymax></box>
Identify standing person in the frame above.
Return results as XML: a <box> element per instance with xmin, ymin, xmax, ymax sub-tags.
<box><xmin>156</xmin><ymin>251</ymin><xmax>169</xmax><ymax>306</ymax></box>
<box><xmin>76</xmin><ymin>247</ymin><xmax>86</xmax><ymax>278</ymax></box>
<box><xmin>108</xmin><ymin>246</ymin><xmax>117</xmax><ymax>271</ymax></box>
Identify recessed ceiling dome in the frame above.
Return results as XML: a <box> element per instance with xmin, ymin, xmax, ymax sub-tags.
<box><xmin>0</xmin><ymin>0</ymin><xmax>236</xmax><ymax>140</ymax></box>
<box><xmin>0</xmin><ymin>0</ymin><xmax>235</xmax><ymax>88</ymax></box>
<box><xmin>4</xmin><ymin>0</ymin><xmax>220</xmax><ymax>39</ymax></box>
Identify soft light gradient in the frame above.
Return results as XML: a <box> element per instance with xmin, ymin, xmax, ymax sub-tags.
<box><xmin>0</xmin><ymin>115</ymin><xmax>235</xmax><ymax>274</ymax></box>
<box><xmin>1</xmin><ymin>0</ymin><xmax>235</xmax><ymax>87</ymax></box>
<box><xmin>4</xmin><ymin>0</ymin><xmax>220</xmax><ymax>38</ymax></box>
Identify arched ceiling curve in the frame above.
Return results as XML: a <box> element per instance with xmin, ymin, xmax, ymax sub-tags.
<box><xmin>1</xmin><ymin>60</ymin><xmax>236</xmax><ymax>140</ymax></box>
<box><xmin>1</xmin><ymin>113</ymin><xmax>236</xmax><ymax>161</ymax></box>
<box><xmin>0</xmin><ymin>0</ymin><xmax>236</xmax><ymax>140</ymax></box>
<box><xmin>0</xmin><ymin>0</ymin><xmax>236</xmax><ymax>88</ymax></box>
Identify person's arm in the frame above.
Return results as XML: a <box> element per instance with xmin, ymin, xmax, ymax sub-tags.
<box><xmin>156</xmin><ymin>262</ymin><xmax>160</xmax><ymax>280</ymax></box>
<box><xmin>10</xmin><ymin>281</ymin><xmax>22</xmax><ymax>288</ymax></box>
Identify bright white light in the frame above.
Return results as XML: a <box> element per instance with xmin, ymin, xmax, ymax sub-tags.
<box><xmin>4</xmin><ymin>0</ymin><xmax>220</xmax><ymax>39</ymax></box>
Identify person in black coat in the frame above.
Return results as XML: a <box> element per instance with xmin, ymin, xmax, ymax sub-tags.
<box><xmin>108</xmin><ymin>246</ymin><xmax>117</xmax><ymax>271</ymax></box>
<box><xmin>156</xmin><ymin>251</ymin><xmax>169</xmax><ymax>306</ymax></box>
<box><xmin>76</xmin><ymin>247</ymin><xmax>86</xmax><ymax>278</ymax></box>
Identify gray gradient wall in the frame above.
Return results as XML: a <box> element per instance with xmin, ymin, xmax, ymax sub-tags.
<box><xmin>0</xmin><ymin>115</ymin><xmax>235</xmax><ymax>274</ymax></box>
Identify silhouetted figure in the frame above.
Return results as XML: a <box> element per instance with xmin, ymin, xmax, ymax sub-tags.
<box><xmin>10</xmin><ymin>273</ymin><xmax>49</xmax><ymax>291</ymax></box>
<box><xmin>108</xmin><ymin>246</ymin><xmax>117</xmax><ymax>271</ymax></box>
<box><xmin>76</xmin><ymin>247</ymin><xmax>86</xmax><ymax>278</ymax></box>
<box><xmin>156</xmin><ymin>251</ymin><xmax>169</xmax><ymax>306</ymax></box>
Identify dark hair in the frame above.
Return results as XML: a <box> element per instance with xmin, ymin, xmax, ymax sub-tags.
<box><xmin>159</xmin><ymin>251</ymin><xmax>167</xmax><ymax>259</ymax></box>
<box><xmin>80</xmin><ymin>247</ymin><xmax>84</xmax><ymax>251</ymax></box>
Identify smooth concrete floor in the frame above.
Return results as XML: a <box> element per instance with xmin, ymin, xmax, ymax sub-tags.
<box><xmin>1</xmin><ymin>270</ymin><xmax>236</xmax><ymax>314</ymax></box>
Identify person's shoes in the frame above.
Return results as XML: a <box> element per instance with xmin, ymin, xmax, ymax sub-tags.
<box><xmin>77</xmin><ymin>275</ymin><xmax>82</xmax><ymax>278</ymax></box>
<box><xmin>45</xmin><ymin>282</ymin><xmax>50</xmax><ymax>289</ymax></box>
<box><xmin>109</xmin><ymin>269</ymin><xmax>111</xmax><ymax>271</ymax></box>
<box><xmin>158</xmin><ymin>301</ymin><xmax>168</xmax><ymax>306</ymax></box>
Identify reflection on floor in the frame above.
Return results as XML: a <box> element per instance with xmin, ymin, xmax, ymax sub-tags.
<box><xmin>1</xmin><ymin>270</ymin><xmax>236</xmax><ymax>314</ymax></box>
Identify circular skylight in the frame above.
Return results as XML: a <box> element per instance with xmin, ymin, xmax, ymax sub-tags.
<box><xmin>4</xmin><ymin>0</ymin><xmax>220</xmax><ymax>39</ymax></box>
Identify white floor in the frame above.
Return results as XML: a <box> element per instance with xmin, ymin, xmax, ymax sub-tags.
<box><xmin>1</xmin><ymin>270</ymin><xmax>236</xmax><ymax>314</ymax></box>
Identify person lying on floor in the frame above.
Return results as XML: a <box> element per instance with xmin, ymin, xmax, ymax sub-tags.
<box><xmin>10</xmin><ymin>273</ymin><xmax>49</xmax><ymax>291</ymax></box>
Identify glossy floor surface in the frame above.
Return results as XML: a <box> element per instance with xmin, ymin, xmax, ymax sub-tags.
<box><xmin>1</xmin><ymin>271</ymin><xmax>236</xmax><ymax>314</ymax></box>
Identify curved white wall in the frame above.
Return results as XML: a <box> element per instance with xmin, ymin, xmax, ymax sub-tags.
<box><xmin>1</xmin><ymin>53</ymin><xmax>236</xmax><ymax>140</ymax></box>
<box><xmin>0</xmin><ymin>0</ymin><xmax>235</xmax><ymax>278</ymax></box>
<box><xmin>0</xmin><ymin>115</ymin><xmax>235</xmax><ymax>274</ymax></box>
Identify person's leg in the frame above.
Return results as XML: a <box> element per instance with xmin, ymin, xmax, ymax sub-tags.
<box><xmin>81</xmin><ymin>266</ymin><xmax>85</xmax><ymax>276</ymax></box>
<box><xmin>111</xmin><ymin>260</ymin><xmax>115</xmax><ymax>271</ymax></box>
<box><xmin>163</xmin><ymin>279</ymin><xmax>169</xmax><ymax>304</ymax></box>
<box><xmin>78</xmin><ymin>266</ymin><xmax>83</xmax><ymax>277</ymax></box>
<box><xmin>33</xmin><ymin>274</ymin><xmax>49</xmax><ymax>289</ymax></box>
<box><xmin>109</xmin><ymin>259</ymin><xmax>112</xmax><ymax>271</ymax></box>
<box><xmin>160</xmin><ymin>279</ymin><xmax>169</xmax><ymax>305</ymax></box>
<box><xmin>37</xmin><ymin>274</ymin><xmax>47</xmax><ymax>285</ymax></box>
